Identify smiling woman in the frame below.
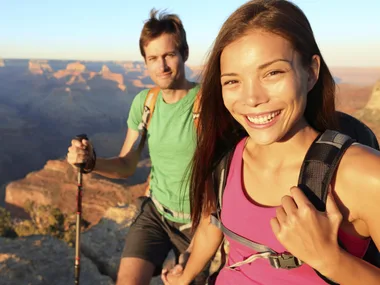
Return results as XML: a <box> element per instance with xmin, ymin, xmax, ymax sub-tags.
<box><xmin>161</xmin><ymin>1</ymin><xmax>380</xmax><ymax>285</ymax></box>
<box><xmin>220</xmin><ymin>31</ymin><xmax>319</xmax><ymax>145</ymax></box>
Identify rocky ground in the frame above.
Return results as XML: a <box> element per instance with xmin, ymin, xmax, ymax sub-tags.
<box><xmin>0</xmin><ymin>203</ymin><xmax>223</xmax><ymax>284</ymax></box>
<box><xmin>0</xmin><ymin>205</ymin><xmax>166</xmax><ymax>285</ymax></box>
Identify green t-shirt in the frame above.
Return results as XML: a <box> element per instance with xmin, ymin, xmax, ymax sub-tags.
<box><xmin>127</xmin><ymin>84</ymin><xmax>199</xmax><ymax>223</ymax></box>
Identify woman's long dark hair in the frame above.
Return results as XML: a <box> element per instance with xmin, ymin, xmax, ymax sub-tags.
<box><xmin>190</xmin><ymin>0</ymin><xmax>338</xmax><ymax>229</ymax></box>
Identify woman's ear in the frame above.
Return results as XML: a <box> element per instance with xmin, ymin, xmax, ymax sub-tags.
<box><xmin>307</xmin><ymin>55</ymin><xmax>321</xmax><ymax>92</ymax></box>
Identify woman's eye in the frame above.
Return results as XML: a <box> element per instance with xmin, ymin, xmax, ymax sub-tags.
<box><xmin>223</xmin><ymin>80</ymin><xmax>238</xmax><ymax>86</ymax></box>
<box><xmin>267</xmin><ymin>70</ymin><xmax>283</xmax><ymax>77</ymax></box>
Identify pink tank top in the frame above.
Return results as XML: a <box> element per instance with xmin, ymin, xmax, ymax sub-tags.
<box><xmin>216</xmin><ymin>138</ymin><xmax>370</xmax><ymax>285</ymax></box>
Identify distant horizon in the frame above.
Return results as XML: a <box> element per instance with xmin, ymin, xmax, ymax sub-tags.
<box><xmin>2</xmin><ymin>57</ymin><xmax>380</xmax><ymax>70</ymax></box>
<box><xmin>1</xmin><ymin>56</ymin><xmax>378</xmax><ymax>87</ymax></box>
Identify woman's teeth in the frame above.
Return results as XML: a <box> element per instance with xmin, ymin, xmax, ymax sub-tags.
<box><xmin>247</xmin><ymin>111</ymin><xmax>281</xmax><ymax>124</ymax></box>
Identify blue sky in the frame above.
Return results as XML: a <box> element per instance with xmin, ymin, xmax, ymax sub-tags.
<box><xmin>1</xmin><ymin>0</ymin><xmax>380</xmax><ymax>67</ymax></box>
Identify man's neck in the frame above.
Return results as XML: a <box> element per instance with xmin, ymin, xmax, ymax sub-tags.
<box><xmin>161</xmin><ymin>80</ymin><xmax>194</xmax><ymax>104</ymax></box>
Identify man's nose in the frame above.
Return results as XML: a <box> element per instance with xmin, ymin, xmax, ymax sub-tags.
<box><xmin>158</xmin><ymin>57</ymin><xmax>169</xmax><ymax>72</ymax></box>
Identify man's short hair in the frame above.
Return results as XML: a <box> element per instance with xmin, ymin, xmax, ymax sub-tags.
<box><xmin>139</xmin><ymin>9</ymin><xmax>189</xmax><ymax>61</ymax></box>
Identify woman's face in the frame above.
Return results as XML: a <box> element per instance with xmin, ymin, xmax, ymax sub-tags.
<box><xmin>220</xmin><ymin>30</ymin><xmax>319</xmax><ymax>145</ymax></box>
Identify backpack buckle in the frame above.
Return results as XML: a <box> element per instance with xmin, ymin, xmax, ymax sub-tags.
<box><xmin>269</xmin><ymin>253</ymin><xmax>302</xmax><ymax>270</ymax></box>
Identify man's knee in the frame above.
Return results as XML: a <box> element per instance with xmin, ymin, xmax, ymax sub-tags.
<box><xmin>116</xmin><ymin>257</ymin><xmax>155</xmax><ymax>285</ymax></box>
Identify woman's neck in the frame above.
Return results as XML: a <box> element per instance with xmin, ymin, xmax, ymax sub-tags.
<box><xmin>245</xmin><ymin>120</ymin><xmax>319</xmax><ymax>170</ymax></box>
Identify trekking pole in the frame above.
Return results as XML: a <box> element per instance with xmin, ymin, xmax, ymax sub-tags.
<box><xmin>73</xmin><ymin>133</ymin><xmax>88</xmax><ymax>285</ymax></box>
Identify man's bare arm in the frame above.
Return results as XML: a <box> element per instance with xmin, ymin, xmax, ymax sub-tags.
<box><xmin>68</xmin><ymin>128</ymin><xmax>143</xmax><ymax>179</ymax></box>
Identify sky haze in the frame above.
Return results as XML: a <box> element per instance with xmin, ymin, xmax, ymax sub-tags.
<box><xmin>1</xmin><ymin>0</ymin><xmax>380</xmax><ymax>67</ymax></box>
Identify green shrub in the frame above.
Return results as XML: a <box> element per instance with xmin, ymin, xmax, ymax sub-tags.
<box><xmin>0</xmin><ymin>207</ymin><xmax>16</xmax><ymax>238</ymax></box>
<box><xmin>13</xmin><ymin>200</ymin><xmax>89</xmax><ymax>247</ymax></box>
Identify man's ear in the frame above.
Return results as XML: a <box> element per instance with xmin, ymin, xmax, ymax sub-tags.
<box><xmin>307</xmin><ymin>55</ymin><xmax>321</xmax><ymax>92</ymax></box>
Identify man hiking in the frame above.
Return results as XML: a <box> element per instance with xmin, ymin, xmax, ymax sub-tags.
<box><xmin>67</xmin><ymin>9</ymin><xmax>203</xmax><ymax>285</ymax></box>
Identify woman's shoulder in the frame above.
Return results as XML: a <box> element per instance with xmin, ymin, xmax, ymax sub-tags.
<box><xmin>338</xmin><ymin>143</ymin><xmax>380</xmax><ymax>185</ymax></box>
<box><xmin>335</xmin><ymin>143</ymin><xmax>380</xmax><ymax>217</ymax></box>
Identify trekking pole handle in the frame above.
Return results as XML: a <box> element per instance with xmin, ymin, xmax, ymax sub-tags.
<box><xmin>74</xmin><ymin>134</ymin><xmax>88</xmax><ymax>170</ymax></box>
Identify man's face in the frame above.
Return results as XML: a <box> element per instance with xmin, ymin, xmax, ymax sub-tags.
<box><xmin>144</xmin><ymin>33</ymin><xmax>187</xmax><ymax>90</ymax></box>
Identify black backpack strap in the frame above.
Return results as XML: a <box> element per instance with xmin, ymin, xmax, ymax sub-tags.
<box><xmin>211</xmin><ymin>148</ymin><xmax>235</xmax><ymax>221</ymax></box>
<box><xmin>298</xmin><ymin>130</ymin><xmax>355</xmax><ymax>211</ymax></box>
<box><xmin>298</xmin><ymin>130</ymin><xmax>355</xmax><ymax>285</ymax></box>
<box><xmin>336</xmin><ymin>111</ymin><xmax>379</xmax><ymax>150</ymax></box>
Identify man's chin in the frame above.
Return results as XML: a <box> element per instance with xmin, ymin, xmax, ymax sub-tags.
<box><xmin>157</xmin><ymin>82</ymin><xmax>175</xmax><ymax>90</ymax></box>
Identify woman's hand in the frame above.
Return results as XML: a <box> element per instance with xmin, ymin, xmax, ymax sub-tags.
<box><xmin>270</xmin><ymin>186</ymin><xmax>343</xmax><ymax>273</ymax></box>
<box><xmin>161</xmin><ymin>264</ymin><xmax>188</xmax><ymax>285</ymax></box>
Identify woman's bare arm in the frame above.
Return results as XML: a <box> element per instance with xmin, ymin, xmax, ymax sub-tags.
<box><xmin>162</xmin><ymin>213</ymin><xmax>224</xmax><ymax>285</ymax></box>
<box><xmin>320</xmin><ymin>144</ymin><xmax>380</xmax><ymax>284</ymax></box>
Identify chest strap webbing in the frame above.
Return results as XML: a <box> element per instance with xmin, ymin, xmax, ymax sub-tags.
<box><xmin>210</xmin><ymin>215</ymin><xmax>303</xmax><ymax>270</ymax></box>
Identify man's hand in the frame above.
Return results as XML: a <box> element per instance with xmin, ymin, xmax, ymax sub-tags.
<box><xmin>67</xmin><ymin>138</ymin><xmax>94</xmax><ymax>169</ymax></box>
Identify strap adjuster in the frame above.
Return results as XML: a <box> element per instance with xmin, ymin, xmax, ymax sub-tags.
<box><xmin>269</xmin><ymin>253</ymin><xmax>302</xmax><ymax>270</ymax></box>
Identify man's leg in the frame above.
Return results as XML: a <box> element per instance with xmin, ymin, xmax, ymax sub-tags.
<box><xmin>116</xmin><ymin>258</ymin><xmax>155</xmax><ymax>285</ymax></box>
<box><xmin>117</xmin><ymin>197</ymin><xmax>172</xmax><ymax>285</ymax></box>
<box><xmin>166</xmin><ymin>222</ymin><xmax>192</xmax><ymax>263</ymax></box>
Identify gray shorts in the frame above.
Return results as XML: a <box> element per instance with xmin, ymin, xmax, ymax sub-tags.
<box><xmin>122</xmin><ymin>197</ymin><xmax>192</xmax><ymax>276</ymax></box>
